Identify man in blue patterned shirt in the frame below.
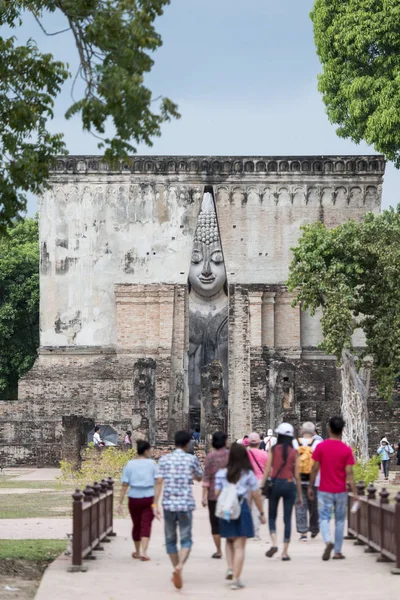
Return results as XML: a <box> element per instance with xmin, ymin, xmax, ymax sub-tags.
<box><xmin>153</xmin><ymin>430</ymin><xmax>203</xmax><ymax>590</ymax></box>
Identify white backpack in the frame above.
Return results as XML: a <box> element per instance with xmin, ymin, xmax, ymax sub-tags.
<box><xmin>215</xmin><ymin>483</ymin><xmax>241</xmax><ymax>521</ymax></box>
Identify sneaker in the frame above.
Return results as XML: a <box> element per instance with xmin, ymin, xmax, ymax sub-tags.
<box><xmin>226</xmin><ymin>569</ymin><xmax>234</xmax><ymax>581</ymax></box>
<box><xmin>231</xmin><ymin>580</ymin><xmax>245</xmax><ymax>590</ymax></box>
<box><xmin>300</xmin><ymin>535</ymin><xmax>308</xmax><ymax>542</ymax></box>
<box><xmin>311</xmin><ymin>532</ymin><xmax>318</xmax><ymax>539</ymax></box>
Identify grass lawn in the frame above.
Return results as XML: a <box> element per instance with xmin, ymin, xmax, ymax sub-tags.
<box><xmin>0</xmin><ymin>478</ymin><xmax>123</xmax><ymax>518</ymax></box>
<box><xmin>0</xmin><ymin>480</ymin><xmax>71</xmax><ymax>490</ymax></box>
<box><xmin>0</xmin><ymin>491</ymin><xmax>72</xmax><ymax>519</ymax></box>
<box><xmin>0</xmin><ymin>540</ymin><xmax>66</xmax><ymax>561</ymax></box>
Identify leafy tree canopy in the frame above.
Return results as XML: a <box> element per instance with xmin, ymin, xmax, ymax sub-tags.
<box><xmin>311</xmin><ymin>0</ymin><xmax>400</xmax><ymax>166</ymax></box>
<box><xmin>0</xmin><ymin>0</ymin><xmax>179</xmax><ymax>234</ymax></box>
<box><xmin>0</xmin><ymin>217</ymin><xmax>39</xmax><ymax>399</ymax></box>
<box><xmin>288</xmin><ymin>207</ymin><xmax>400</xmax><ymax>401</ymax></box>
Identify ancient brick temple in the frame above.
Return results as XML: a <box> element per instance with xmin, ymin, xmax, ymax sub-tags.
<box><xmin>1</xmin><ymin>154</ymin><xmax>398</xmax><ymax>466</ymax></box>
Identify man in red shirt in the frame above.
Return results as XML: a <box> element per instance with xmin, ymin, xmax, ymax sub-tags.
<box><xmin>308</xmin><ymin>416</ymin><xmax>359</xmax><ymax>561</ymax></box>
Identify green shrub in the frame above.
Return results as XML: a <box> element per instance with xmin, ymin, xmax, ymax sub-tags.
<box><xmin>59</xmin><ymin>446</ymin><xmax>136</xmax><ymax>486</ymax></box>
<box><xmin>354</xmin><ymin>455</ymin><xmax>381</xmax><ymax>487</ymax></box>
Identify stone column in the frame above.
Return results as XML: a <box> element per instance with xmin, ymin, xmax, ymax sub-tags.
<box><xmin>262</xmin><ymin>292</ymin><xmax>276</xmax><ymax>347</ymax></box>
<box><xmin>249</xmin><ymin>291</ymin><xmax>263</xmax><ymax>349</ymax></box>
<box><xmin>228</xmin><ymin>285</ymin><xmax>251</xmax><ymax>440</ymax></box>
<box><xmin>168</xmin><ymin>285</ymin><xmax>188</xmax><ymax>438</ymax></box>
<box><xmin>200</xmin><ymin>360</ymin><xmax>225</xmax><ymax>451</ymax></box>
<box><xmin>133</xmin><ymin>359</ymin><xmax>156</xmax><ymax>445</ymax></box>
<box><xmin>274</xmin><ymin>291</ymin><xmax>301</xmax><ymax>355</ymax></box>
<box><xmin>61</xmin><ymin>416</ymin><xmax>94</xmax><ymax>470</ymax></box>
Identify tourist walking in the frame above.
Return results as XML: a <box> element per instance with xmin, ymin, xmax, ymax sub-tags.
<box><xmin>247</xmin><ymin>432</ymin><xmax>267</xmax><ymax>541</ymax></box>
<box><xmin>264</xmin><ymin>429</ymin><xmax>277</xmax><ymax>451</ymax></box>
<box><xmin>153</xmin><ymin>430</ymin><xmax>203</xmax><ymax>590</ymax></box>
<box><xmin>395</xmin><ymin>442</ymin><xmax>400</xmax><ymax>466</ymax></box>
<box><xmin>292</xmin><ymin>421</ymin><xmax>321</xmax><ymax>541</ymax></box>
<box><xmin>308</xmin><ymin>415</ymin><xmax>359</xmax><ymax>561</ymax></box>
<box><xmin>192</xmin><ymin>426</ymin><xmax>201</xmax><ymax>443</ymax></box>
<box><xmin>262</xmin><ymin>422</ymin><xmax>302</xmax><ymax>561</ymax></box>
<box><xmin>215</xmin><ymin>443</ymin><xmax>266</xmax><ymax>590</ymax></box>
<box><xmin>118</xmin><ymin>440</ymin><xmax>157</xmax><ymax>561</ymax></box>
<box><xmin>202</xmin><ymin>431</ymin><xmax>229</xmax><ymax>558</ymax></box>
<box><xmin>377</xmin><ymin>437</ymin><xmax>394</xmax><ymax>480</ymax></box>
<box><xmin>124</xmin><ymin>430</ymin><xmax>132</xmax><ymax>448</ymax></box>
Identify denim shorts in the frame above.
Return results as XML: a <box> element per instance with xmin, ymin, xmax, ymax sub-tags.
<box><xmin>163</xmin><ymin>510</ymin><xmax>193</xmax><ymax>554</ymax></box>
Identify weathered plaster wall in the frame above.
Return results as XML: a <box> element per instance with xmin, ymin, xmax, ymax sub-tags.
<box><xmin>41</xmin><ymin>155</ymin><xmax>383</xmax><ymax>349</ymax></box>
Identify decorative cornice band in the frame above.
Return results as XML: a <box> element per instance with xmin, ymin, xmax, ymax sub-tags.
<box><xmin>50</xmin><ymin>155</ymin><xmax>386</xmax><ymax>177</ymax></box>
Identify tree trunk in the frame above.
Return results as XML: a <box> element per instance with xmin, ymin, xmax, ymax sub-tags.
<box><xmin>340</xmin><ymin>349</ymin><xmax>370</xmax><ymax>462</ymax></box>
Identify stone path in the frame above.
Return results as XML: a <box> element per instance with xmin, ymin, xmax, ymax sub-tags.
<box><xmin>33</xmin><ymin>484</ymin><xmax>399</xmax><ymax>600</ymax></box>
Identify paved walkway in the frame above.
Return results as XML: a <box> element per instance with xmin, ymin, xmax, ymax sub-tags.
<box><xmin>34</xmin><ymin>484</ymin><xmax>399</xmax><ymax>599</ymax></box>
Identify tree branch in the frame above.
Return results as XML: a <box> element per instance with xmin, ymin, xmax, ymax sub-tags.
<box><xmin>32</xmin><ymin>14</ymin><xmax>71</xmax><ymax>36</ymax></box>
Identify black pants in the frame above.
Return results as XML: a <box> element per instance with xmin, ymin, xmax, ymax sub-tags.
<box><xmin>382</xmin><ymin>459</ymin><xmax>390</xmax><ymax>478</ymax></box>
<box><xmin>208</xmin><ymin>500</ymin><xmax>220</xmax><ymax>535</ymax></box>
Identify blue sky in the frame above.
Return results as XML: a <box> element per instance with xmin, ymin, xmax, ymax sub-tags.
<box><xmin>17</xmin><ymin>0</ymin><xmax>398</xmax><ymax>214</ymax></box>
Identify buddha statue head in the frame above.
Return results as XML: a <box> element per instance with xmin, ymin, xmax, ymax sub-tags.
<box><xmin>188</xmin><ymin>191</ymin><xmax>227</xmax><ymax>300</ymax></box>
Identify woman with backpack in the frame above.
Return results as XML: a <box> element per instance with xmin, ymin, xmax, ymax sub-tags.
<box><xmin>261</xmin><ymin>422</ymin><xmax>302</xmax><ymax>561</ymax></box>
<box><xmin>215</xmin><ymin>442</ymin><xmax>266</xmax><ymax>590</ymax></box>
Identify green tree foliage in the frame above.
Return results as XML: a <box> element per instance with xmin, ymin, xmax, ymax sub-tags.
<box><xmin>0</xmin><ymin>1</ymin><xmax>179</xmax><ymax>234</ymax></box>
<box><xmin>311</xmin><ymin>0</ymin><xmax>400</xmax><ymax>165</ymax></box>
<box><xmin>288</xmin><ymin>207</ymin><xmax>400</xmax><ymax>402</ymax></box>
<box><xmin>0</xmin><ymin>217</ymin><xmax>39</xmax><ymax>399</ymax></box>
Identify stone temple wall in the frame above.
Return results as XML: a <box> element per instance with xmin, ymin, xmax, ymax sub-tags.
<box><xmin>0</xmin><ymin>154</ymin><xmax>396</xmax><ymax>466</ymax></box>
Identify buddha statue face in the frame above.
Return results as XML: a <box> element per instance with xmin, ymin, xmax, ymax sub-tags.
<box><xmin>188</xmin><ymin>192</ymin><xmax>227</xmax><ymax>299</ymax></box>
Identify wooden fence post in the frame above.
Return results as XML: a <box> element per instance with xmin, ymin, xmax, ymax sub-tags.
<box><xmin>68</xmin><ymin>490</ymin><xmax>88</xmax><ymax>572</ymax></box>
<box><xmin>365</xmin><ymin>484</ymin><xmax>377</xmax><ymax>553</ymax></box>
<box><xmin>92</xmin><ymin>481</ymin><xmax>104</xmax><ymax>550</ymax></box>
<box><xmin>354</xmin><ymin>481</ymin><xmax>366</xmax><ymax>546</ymax></box>
<box><xmin>83</xmin><ymin>486</ymin><xmax>96</xmax><ymax>560</ymax></box>
<box><xmin>345</xmin><ymin>482</ymin><xmax>355</xmax><ymax>540</ymax></box>
<box><xmin>392</xmin><ymin>492</ymin><xmax>400</xmax><ymax>574</ymax></box>
<box><xmin>377</xmin><ymin>488</ymin><xmax>390</xmax><ymax>563</ymax></box>
<box><xmin>107</xmin><ymin>477</ymin><xmax>116</xmax><ymax>536</ymax></box>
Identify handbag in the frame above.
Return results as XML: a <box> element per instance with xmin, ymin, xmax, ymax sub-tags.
<box><xmin>261</xmin><ymin>454</ymin><xmax>286</xmax><ymax>499</ymax></box>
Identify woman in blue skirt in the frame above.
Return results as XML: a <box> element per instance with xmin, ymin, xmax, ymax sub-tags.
<box><xmin>215</xmin><ymin>443</ymin><xmax>266</xmax><ymax>590</ymax></box>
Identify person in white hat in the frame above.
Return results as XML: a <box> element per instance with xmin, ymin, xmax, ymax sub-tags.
<box><xmin>292</xmin><ymin>422</ymin><xmax>321</xmax><ymax>541</ymax></box>
<box><xmin>377</xmin><ymin>437</ymin><xmax>394</xmax><ymax>480</ymax></box>
<box><xmin>263</xmin><ymin>429</ymin><xmax>277</xmax><ymax>452</ymax></box>
<box><xmin>261</xmin><ymin>423</ymin><xmax>302</xmax><ymax>561</ymax></box>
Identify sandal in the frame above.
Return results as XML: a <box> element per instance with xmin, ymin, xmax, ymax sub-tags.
<box><xmin>332</xmin><ymin>554</ymin><xmax>346</xmax><ymax>560</ymax></box>
<box><xmin>266</xmin><ymin>546</ymin><xmax>278</xmax><ymax>558</ymax></box>
<box><xmin>282</xmin><ymin>556</ymin><xmax>291</xmax><ymax>561</ymax></box>
<box><xmin>131</xmin><ymin>552</ymin><xmax>140</xmax><ymax>559</ymax></box>
<box><xmin>140</xmin><ymin>556</ymin><xmax>151</xmax><ymax>561</ymax></box>
<box><xmin>322</xmin><ymin>542</ymin><xmax>334</xmax><ymax>561</ymax></box>
<box><xmin>172</xmin><ymin>569</ymin><xmax>183</xmax><ymax>590</ymax></box>
<box><xmin>212</xmin><ymin>552</ymin><xmax>222</xmax><ymax>559</ymax></box>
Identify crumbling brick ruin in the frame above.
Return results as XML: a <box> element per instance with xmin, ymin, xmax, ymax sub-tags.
<box><xmin>1</xmin><ymin>155</ymin><xmax>398</xmax><ymax>466</ymax></box>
